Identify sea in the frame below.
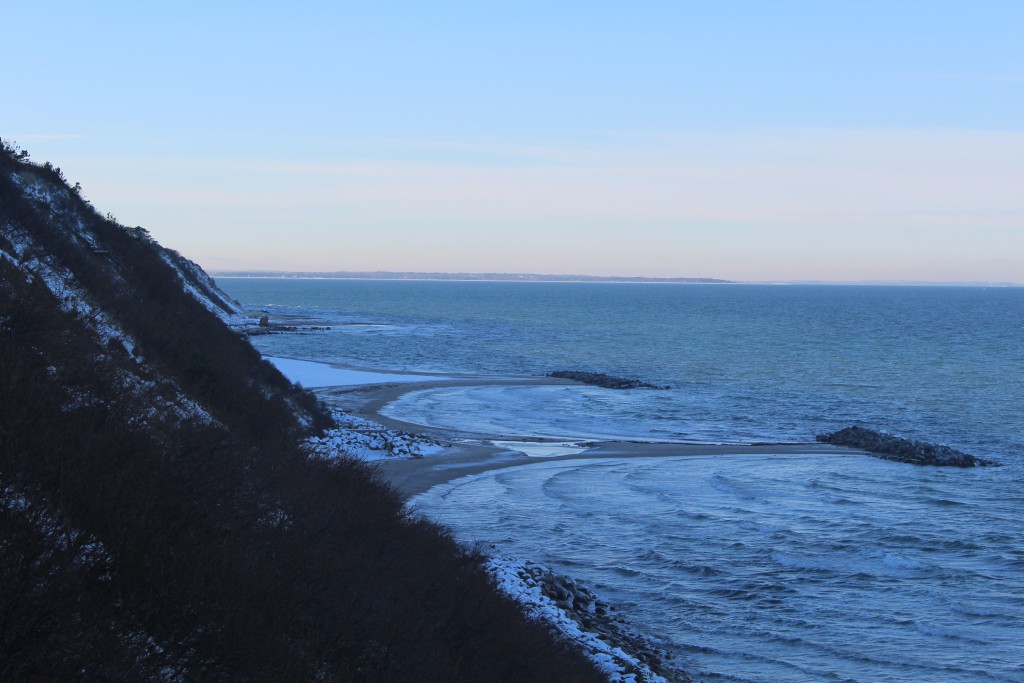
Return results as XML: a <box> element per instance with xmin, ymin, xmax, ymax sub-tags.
<box><xmin>219</xmin><ymin>279</ymin><xmax>1024</xmax><ymax>682</ymax></box>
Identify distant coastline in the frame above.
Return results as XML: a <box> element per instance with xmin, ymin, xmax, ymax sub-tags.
<box><xmin>209</xmin><ymin>270</ymin><xmax>732</xmax><ymax>284</ymax></box>
<box><xmin>209</xmin><ymin>271</ymin><xmax>1019</xmax><ymax>287</ymax></box>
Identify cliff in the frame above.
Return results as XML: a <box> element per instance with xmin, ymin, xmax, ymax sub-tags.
<box><xmin>0</xmin><ymin>140</ymin><xmax>604</xmax><ymax>681</ymax></box>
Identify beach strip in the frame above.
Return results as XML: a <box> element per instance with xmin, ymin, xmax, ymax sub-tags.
<box><xmin>266</xmin><ymin>357</ymin><xmax>866</xmax><ymax>498</ymax></box>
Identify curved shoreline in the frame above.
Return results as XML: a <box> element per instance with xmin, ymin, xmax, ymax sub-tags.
<box><xmin>309</xmin><ymin>372</ymin><xmax>868</xmax><ymax>499</ymax></box>
<box><xmin>274</xmin><ymin>357</ymin><xmax>874</xmax><ymax>681</ymax></box>
<box><xmin>318</xmin><ymin>373</ymin><xmax>865</xmax><ymax>682</ymax></box>
<box><xmin>319</xmin><ymin>374</ymin><xmax>578</xmax><ymax>440</ymax></box>
<box><xmin>379</xmin><ymin>442</ymin><xmax>865</xmax><ymax>499</ymax></box>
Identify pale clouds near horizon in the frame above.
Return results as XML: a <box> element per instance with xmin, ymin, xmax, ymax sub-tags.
<box><xmin>4</xmin><ymin>1</ymin><xmax>1022</xmax><ymax>282</ymax></box>
<box><xmin>61</xmin><ymin>129</ymin><xmax>1024</xmax><ymax>282</ymax></box>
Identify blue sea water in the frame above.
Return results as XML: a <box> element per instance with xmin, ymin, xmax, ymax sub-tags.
<box><xmin>220</xmin><ymin>279</ymin><xmax>1024</xmax><ymax>682</ymax></box>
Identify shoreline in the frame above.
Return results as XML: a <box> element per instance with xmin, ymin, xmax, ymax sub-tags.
<box><xmin>237</xmin><ymin>304</ymin><xmax>1020</xmax><ymax>682</ymax></box>
<box><xmin>306</xmin><ymin>368</ymin><xmax>865</xmax><ymax>682</ymax></box>
<box><xmin>378</xmin><ymin>441</ymin><xmax>864</xmax><ymax>500</ymax></box>
<box><xmin>307</xmin><ymin>369</ymin><xmax>867</xmax><ymax>499</ymax></box>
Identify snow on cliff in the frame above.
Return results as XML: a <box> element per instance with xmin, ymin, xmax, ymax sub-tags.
<box><xmin>159</xmin><ymin>250</ymin><xmax>249</xmax><ymax>326</ymax></box>
<box><xmin>1</xmin><ymin>165</ymin><xmax>227</xmax><ymax>425</ymax></box>
<box><xmin>7</xmin><ymin>165</ymin><xmax>248</xmax><ymax>327</ymax></box>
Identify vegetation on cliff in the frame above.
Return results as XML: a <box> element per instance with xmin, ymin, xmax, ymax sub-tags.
<box><xmin>0</xmin><ymin>140</ymin><xmax>605</xmax><ymax>681</ymax></box>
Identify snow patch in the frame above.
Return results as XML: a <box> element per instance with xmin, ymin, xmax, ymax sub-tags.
<box><xmin>9</xmin><ymin>171</ymin><xmax>68</xmax><ymax>208</ymax></box>
<box><xmin>158</xmin><ymin>252</ymin><xmax>249</xmax><ymax>326</ymax></box>
<box><xmin>268</xmin><ymin>356</ymin><xmax>444</xmax><ymax>387</ymax></box>
<box><xmin>1</xmin><ymin>221</ymin><xmax>214</xmax><ymax>427</ymax></box>
<box><xmin>486</xmin><ymin>558</ymin><xmax>669</xmax><ymax>683</ymax></box>
<box><xmin>304</xmin><ymin>408</ymin><xmax>446</xmax><ymax>461</ymax></box>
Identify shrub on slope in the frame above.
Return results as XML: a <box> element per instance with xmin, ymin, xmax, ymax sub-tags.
<box><xmin>0</xmin><ymin>141</ymin><xmax>605</xmax><ymax>681</ymax></box>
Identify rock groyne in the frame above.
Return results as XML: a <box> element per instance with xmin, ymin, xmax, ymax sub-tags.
<box><xmin>817</xmin><ymin>426</ymin><xmax>998</xmax><ymax>467</ymax></box>
<box><xmin>548</xmin><ymin>370</ymin><xmax>669</xmax><ymax>390</ymax></box>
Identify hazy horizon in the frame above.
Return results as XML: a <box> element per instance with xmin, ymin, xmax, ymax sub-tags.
<box><xmin>4</xmin><ymin>1</ymin><xmax>1021</xmax><ymax>283</ymax></box>
<box><xmin>208</xmin><ymin>268</ymin><xmax>1020</xmax><ymax>286</ymax></box>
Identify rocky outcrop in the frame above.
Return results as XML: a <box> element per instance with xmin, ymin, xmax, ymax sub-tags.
<box><xmin>488</xmin><ymin>559</ymin><xmax>688</xmax><ymax>682</ymax></box>
<box><xmin>817</xmin><ymin>426</ymin><xmax>998</xmax><ymax>467</ymax></box>
<box><xmin>304</xmin><ymin>409</ymin><xmax>444</xmax><ymax>459</ymax></box>
<box><xmin>549</xmin><ymin>370</ymin><xmax>670</xmax><ymax>390</ymax></box>
<box><xmin>245</xmin><ymin>321</ymin><xmax>332</xmax><ymax>335</ymax></box>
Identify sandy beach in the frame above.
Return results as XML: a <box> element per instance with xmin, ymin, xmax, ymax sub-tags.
<box><xmin>309</xmin><ymin>372</ymin><xmax>868</xmax><ymax>499</ymax></box>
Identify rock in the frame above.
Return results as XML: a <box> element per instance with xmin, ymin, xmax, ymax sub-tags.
<box><xmin>259</xmin><ymin>314</ymin><xmax>269</xmax><ymax>326</ymax></box>
<box><xmin>817</xmin><ymin>426</ymin><xmax>998</xmax><ymax>467</ymax></box>
<box><xmin>547</xmin><ymin>370</ymin><xmax>670</xmax><ymax>390</ymax></box>
<box><xmin>491</xmin><ymin>559</ymin><xmax>690</xmax><ymax>681</ymax></box>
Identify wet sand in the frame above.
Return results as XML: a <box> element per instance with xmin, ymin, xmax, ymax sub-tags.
<box><xmin>377</xmin><ymin>441</ymin><xmax>864</xmax><ymax>499</ymax></box>
<box><xmin>313</xmin><ymin>375</ymin><xmax>868</xmax><ymax>499</ymax></box>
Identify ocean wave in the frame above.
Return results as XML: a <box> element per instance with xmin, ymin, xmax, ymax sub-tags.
<box><xmin>707</xmin><ymin>473</ymin><xmax>774</xmax><ymax>501</ymax></box>
<box><xmin>770</xmin><ymin>549</ymin><xmax>931</xmax><ymax>577</ymax></box>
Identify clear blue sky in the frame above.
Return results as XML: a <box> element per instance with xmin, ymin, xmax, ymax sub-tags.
<box><xmin>3</xmin><ymin>1</ymin><xmax>1022</xmax><ymax>281</ymax></box>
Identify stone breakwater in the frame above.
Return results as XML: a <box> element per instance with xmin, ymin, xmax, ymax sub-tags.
<box><xmin>816</xmin><ymin>426</ymin><xmax>998</xmax><ymax>467</ymax></box>
<box><xmin>548</xmin><ymin>371</ymin><xmax>670</xmax><ymax>390</ymax></box>
<box><xmin>246</xmin><ymin>324</ymin><xmax>333</xmax><ymax>336</ymax></box>
<box><xmin>487</xmin><ymin>558</ymin><xmax>689</xmax><ymax>683</ymax></box>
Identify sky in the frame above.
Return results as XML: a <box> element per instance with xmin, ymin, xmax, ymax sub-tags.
<box><xmin>3</xmin><ymin>0</ymin><xmax>1022</xmax><ymax>282</ymax></box>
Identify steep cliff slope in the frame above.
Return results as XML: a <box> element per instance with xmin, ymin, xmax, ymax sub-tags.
<box><xmin>0</xmin><ymin>140</ymin><xmax>604</xmax><ymax>681</ymax></box>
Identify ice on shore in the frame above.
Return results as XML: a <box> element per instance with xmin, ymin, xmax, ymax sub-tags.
<box><xmin>267</xmin><ymin>356</ymin><xmax>442</xmax><ymax>388</ymax></box>
<box><xmin>489</xmin><ymin>440</ymin><xmax>591</xmax><ymax>458</ymax></box>
<box><xmin>270</xmin><ymin>357</ymin><xmax>448</xmax><ymax>460</ymax></box>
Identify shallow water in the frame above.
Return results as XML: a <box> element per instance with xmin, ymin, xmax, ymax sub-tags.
<box><xmin>221</xmin><ymin>279</ymin><xmax>1023</xmax><ymax>457</ymax></box>
<box><xmin>413</xmin><ymin>454</ymin><xmax>1024</xmax><ymax>682</ymax></box>
<box><xmin>221</xmin><ymin>279</ymin><xmax>1024</xmax><ymax>681</ymax></box>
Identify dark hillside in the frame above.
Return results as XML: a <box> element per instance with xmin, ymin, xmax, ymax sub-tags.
<box><xmin>0</xmin><ymin>140</ymin><xmax>605</xmax><ymax>681</ymax></box>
